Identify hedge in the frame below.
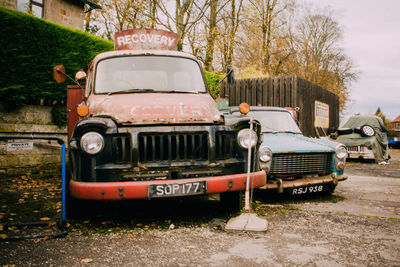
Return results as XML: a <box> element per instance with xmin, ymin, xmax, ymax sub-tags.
<box><xmin>0</xmin><ymin>7</ymin><xmax>113</xmax><ymax>109</ymax></box>
<box><xmin>0</xmin><ymin>7</ymin><xmax>223</xmax><ymax>112</ymax></box>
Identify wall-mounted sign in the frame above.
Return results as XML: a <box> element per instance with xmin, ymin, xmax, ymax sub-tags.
<box><xmin>315</xmin><ymin>101</ymin><xmax>329</xmax><ymax>128</ymax></box>
<box><xmin>114</xmin><ymin>29</ymin><xmax>178</xmax><ymax>51</ymax></box>
<box><xmin>7</xmin><ymin>140</ymin><xmax>33</xmax><ymax>151</ymax></box>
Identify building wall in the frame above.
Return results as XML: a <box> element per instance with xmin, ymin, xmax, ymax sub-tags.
<box><xmin>45</xmin><ymin>0</ymin><xmax>84</xmax><ymax>30</ymax></box>
<box><xmin>0</xmin><ymin>0</ymin><xmax>84</xmax><ymax>30</ymax></box>
<box><xmin>0</xmin><ymin>0</ymin><xmax>16</xmax><ymax>9</ymax></box>
<box><xmin>0</xmin><ymin>105</ymin><xmax>68</xmax><ymax>177</ymax></box>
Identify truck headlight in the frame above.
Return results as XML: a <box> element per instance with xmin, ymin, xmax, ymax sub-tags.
<box><xmin>259</xmin><ymin>146</ymin><xmax>272</xmax><ymax>172</ymax></box>
<box><xmin>237</xmin><ymin>128</ymin><xmax>257</xmax><ymax>149</ymax></box>
<box><xmin>80</xmin><ymin>132</ymin><xmax>104</xmax><ymax>155</ymax></box>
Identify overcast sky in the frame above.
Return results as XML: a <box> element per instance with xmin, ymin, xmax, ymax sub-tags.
<box><xmin>300</xmin><ymin>0</ymin><xmax>400</xmax><ymax>121</ymax></box>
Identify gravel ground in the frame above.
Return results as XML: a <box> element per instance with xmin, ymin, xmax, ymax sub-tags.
<box><xmin>1</xmin><ymin>149</ymin><xmax>399</xmax><ymax>266</ymax></box>
<box><xmin>1</xmin><ymin>209</ymin><xmax>399</xmax><ymax>266</ymax></box>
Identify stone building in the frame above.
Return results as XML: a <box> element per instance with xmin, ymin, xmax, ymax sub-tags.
<box><xmin>0</xmin><ymin>0</ymin><xmax>99</xmax><ymax>30</ymax></box>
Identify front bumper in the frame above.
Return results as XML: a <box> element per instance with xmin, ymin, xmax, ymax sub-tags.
<box><xmin>259</xmin><ymin>173</ymin><xmax>347</xmax><ymax>193</ymax></box>
<box><xmin>70</xmin><ymin>170</ymin><xmax>266</xmax><ymax>200</ymax></box>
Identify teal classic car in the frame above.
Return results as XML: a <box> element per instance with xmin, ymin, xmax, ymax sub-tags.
<box><xmin>222</xmin><ymin>106</ymin><xmax>347</xmax><ymax>195</ymax></box>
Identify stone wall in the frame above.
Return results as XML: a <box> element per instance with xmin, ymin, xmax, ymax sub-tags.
<box><xmin>0</xmin><ymin>0</ymin><xmax>16</xmax><ymax>9</ymax></box>
<box><xmin>0</xmin><ymin>105</ymin><xmax>67</xmax><ymax>177</ymax></box>
<box><xmin>0</xmin><ymin>0</ymin><xmax>84</xmax><ymax>30</ymax></box>
<box><xmin>45</xmin><ymin>0</ymin><xmax>84</xmax><ymax>30</ymax></box>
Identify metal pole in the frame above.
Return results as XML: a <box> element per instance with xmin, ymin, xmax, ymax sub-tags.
<box><xmin>244</xmin><ymin>117</ymin><xmax>253</xmax><ymax>212</ymax></box>
<box><xmin>61</xmin><ymin>143</ymin><xmax>66</xmax><ymax>224</ymax></box>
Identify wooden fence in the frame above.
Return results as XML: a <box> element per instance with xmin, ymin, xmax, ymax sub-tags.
<box><xmin>220</xmin><ymin>76</ymin><xmax>340</xmax><ymax>137</ymax></box>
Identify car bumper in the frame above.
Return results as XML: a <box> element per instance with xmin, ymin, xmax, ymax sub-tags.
<box><xmin>70</xmin><ymin>170</ymin><xmax>266</xmax><ymax>200</ymax></box>
<box><xmin>259</xmin><ymin>173</ymin><xmax>347</xmax><ymax>193</ymax></box>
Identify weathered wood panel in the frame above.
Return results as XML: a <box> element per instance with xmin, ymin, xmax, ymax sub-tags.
<box><xmin>220</xmin><ymin>76</ymin><xmax>339</xmax><ymax>137</ymax></box>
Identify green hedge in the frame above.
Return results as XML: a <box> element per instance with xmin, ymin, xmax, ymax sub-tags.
<box><xmin>0</xmin><ymin>7</ymin><xmax>223</xmax><ymax>112</ymax></box>
<box><xmin>204</xmin><ymin>70</ymin><xmax>223</xmax><ymax>99</ymax></box>
<box><xmin>0</xmin><ymin>7</ymin><xmax>113</xmax><ymax>109</ymax></box>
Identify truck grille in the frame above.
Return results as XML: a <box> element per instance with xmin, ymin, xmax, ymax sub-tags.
<box><xmin>215</xmin><ymin>132</ymin><xmax>234</xmax><ymax>159</ymax></box>
<box><xmin>112</xmin><ymin>135</ymin><xmax>131</xmax><ymax>163</ymax></box>
<box><xmin>270</xmin><ymin>153</ymin><xmax>332</xmax><ymax>176</ymax></box>
<box><xmin>139</xmin><ymin>133</ymin><xmax>209</xmax><ymax>162</ymax></box>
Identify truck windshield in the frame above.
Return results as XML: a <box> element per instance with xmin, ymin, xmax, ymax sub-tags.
<box><xmin>233</xmin><ymin>110</ymin><xmax>302</xmax><ymax>133</ymax></box>
<box><xmin>95</xmin><ymin>56</ymin><xmax>207</xmax><ymax>94</ymax></box>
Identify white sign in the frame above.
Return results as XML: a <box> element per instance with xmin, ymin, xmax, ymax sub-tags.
<box><xmin>7</xmin><ymin>140</ymin><xmax>33</xmax><ymax>151</ymax></box>
<box><xmin>315</xmin><ymin>101</ymin><xmax>329</xmax><ymax>128</ymax></box>
<box><xmin>114</xmin><ymin>29</ymin><xmax>178</xmax><ymax>51</ymax></box>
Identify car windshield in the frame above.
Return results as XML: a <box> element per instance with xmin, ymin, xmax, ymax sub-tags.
<box><xmin>233</xmin><ymin>110</ymin><xmax>302</xmax><ymax>133</ymax></box>
<box><xmin>95</xmin><ymin>56</ymin><xmax>207</xmax><ymax>94</ymax></box>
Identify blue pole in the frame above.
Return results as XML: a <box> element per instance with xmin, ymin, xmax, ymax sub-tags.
<box><xmin>61</xmin><ymin>143</ymin><xmax>66</xmax><ymax>223</ymax></box>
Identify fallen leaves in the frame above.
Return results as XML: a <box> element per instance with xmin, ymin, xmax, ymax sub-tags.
<box><xmin>81</xmin><ymin>258</ymin><xmax>93</xmax><ymax>263</ymax></box>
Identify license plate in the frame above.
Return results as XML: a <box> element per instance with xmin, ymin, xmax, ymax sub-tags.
<box><xmin>291</xmin><ymin>185</ymin><xmax>324</xmax><ymax>195</ymax></box>
<box><xmin>148</xmin><ymin>181</ymin><xmax>207</xmax><ymax>199</ymax></box>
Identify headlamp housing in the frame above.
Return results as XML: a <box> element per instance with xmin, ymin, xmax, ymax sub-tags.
<box><xmin>237</xmin><ymin>128</ymin><xmax>257</xmax><ymax>149</ymax></box>
<box><xmin>80</xmin><ymin>131</ymin><xmax>105</xmax><ymax>155</ymax></box>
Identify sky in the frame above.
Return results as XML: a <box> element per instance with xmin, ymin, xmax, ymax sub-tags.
<box><xmin>301</xmin><ymin>0</ymin><xmax>400</xmax><ymax>121</ymax></box>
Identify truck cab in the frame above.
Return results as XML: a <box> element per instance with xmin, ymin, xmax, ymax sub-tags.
<box><xmin>58</xmin><ymin>29</ymin><xmax>267</xmax><ymax>210</ymax></box>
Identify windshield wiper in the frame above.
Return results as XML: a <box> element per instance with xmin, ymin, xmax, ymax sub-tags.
<box><xmin>163</xmin><ymin>90</ymin><xmax>201</xmax><ymax>94</ymax></box>
<box><xmin>107</xmin><ymin>89</ymin><xmax>156</xmax><ymax>95</ymax></box>
<box><xmin>281</xmin><ymin>131</ymin><xmax>300</xmax><ymax>134</ymax></box>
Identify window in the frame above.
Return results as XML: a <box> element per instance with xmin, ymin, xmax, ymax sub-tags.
<box><xmin>17</xmin><ymin>0</ymin><xmax>44</xmax><ymax>18</ymax></box>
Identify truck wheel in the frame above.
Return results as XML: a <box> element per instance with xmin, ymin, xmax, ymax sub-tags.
<box><xmin>65</xmin><ymin>164</ymin><xmax>83</xmax><ymax>218</ymax></box>
<box><xmin>220</xmin><ymin>191</ymin><xmax>243</xmax><ymax>212</ymax></box>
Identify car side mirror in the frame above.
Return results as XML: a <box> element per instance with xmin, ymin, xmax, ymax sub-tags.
<box><xmin>53</xmin><ymin>65</ymin><xmax>67</xmax><ymax>83</ymax></box>
<box><xmin>75</xmin><ymin>70</ymin><xmax>87</xmax><ymax>81</ymax></box>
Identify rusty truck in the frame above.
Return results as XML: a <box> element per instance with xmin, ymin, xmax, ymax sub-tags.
<box><xmin>54</xmin><ymin>29</ymin><xmax>269</xmax><ymax>212</ymax></box>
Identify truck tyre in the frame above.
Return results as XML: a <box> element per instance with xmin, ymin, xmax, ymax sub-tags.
<box><xmin>220</xmin><ymin>191</ymin><xmax>243</xmax><ymax>212</ymax></box>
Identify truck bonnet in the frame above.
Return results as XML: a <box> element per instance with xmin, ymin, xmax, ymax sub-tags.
<box><xmin>87</xmin><ymin>93</ymin><xmax>223</xmax><ymax>125</ymax></box>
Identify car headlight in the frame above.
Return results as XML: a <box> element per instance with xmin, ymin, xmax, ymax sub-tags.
<box><xmin>259</xmin><ymin>146</ymin><xmax>272</xmax><ymax>162</ymax></box>
<box><xmin>80</xmin><ymin>132</ymin><xmax>104</xmax><ymax>155</ymax></box>
<box><xmin>237</xmin><ymin>128</ymin><xmax>257</xmax><ymax>149</ymax></box>
<box><xmin>334</xmin><ymin>144</ymin><xmax>346</xmax><ymax>171</ymax></box>
<box><xmin>335</xmin><ymin>145</ymin><xmax>347</xmax><ymax>160</ymax></box>
<box><xmin>259</xmin><ymin>146</ymin><xmax>272</xmax><ymax>172</ymax></box>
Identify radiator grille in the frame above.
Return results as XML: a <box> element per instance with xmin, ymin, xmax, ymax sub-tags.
<box><xmin>215</xmin><ymin>132</ymin><xmax>234</xmax><ymax>159</ymax></box>
<box><xmin>347</xmin><ymin>145</ymin><xmax>365</xmax><ymax>152</ymax></box>
<box><xmin>139</xmin><ymin>133</ymin><xmax>209</xmax><ymax>162</ymax></box>
<box><xmin>112</xmin><ymin>136</ymin><xmax>131</xmax><ymax>163</ymax></box>
<box><xmin>270</xmin><ymin>153</ymin><xmax>332</xmax><ymax>176</ymax></box>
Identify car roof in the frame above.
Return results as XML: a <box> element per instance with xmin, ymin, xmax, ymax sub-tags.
<box><xmin>90</xmin><ymin>49</ymin><xmax>200</xmax><ymax>67</ymax></box>
<box><xmin>221</xmin><ymin>106</ymin><xmax>290</xmax><ymax>113</ymax></box>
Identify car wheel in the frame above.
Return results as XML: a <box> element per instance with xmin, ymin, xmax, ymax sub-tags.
<box><xmin>220</xmin><ymin>191</ymin><xmax>243</xmax><ymax>212</ymax></box>
<box><xmin>359</xmin><ymin>125</ymin><xmax>375</xmax><ymax>137</ymax></box>
<box><xmin>337</xmin><ymin>128</ymin><xmax>353</xmax><ymax>135</ymax></box>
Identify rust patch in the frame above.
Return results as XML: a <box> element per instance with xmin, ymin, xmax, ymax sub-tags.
<box><xmin>227</xmin><ymin>180</ymin><xmax>233</xmax><ymax>191</ymax></box>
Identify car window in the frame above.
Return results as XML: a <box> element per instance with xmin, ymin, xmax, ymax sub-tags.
<box><xmin>232</xmin><ymin>110</ymin><xmax>302</xmax><ymax>133</ymax></box>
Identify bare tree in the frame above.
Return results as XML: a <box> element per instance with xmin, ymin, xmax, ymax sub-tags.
<box><xmin>88</xmin><ymin>0</ymin><xmax>156</xmax><ymax>40</ymax></box>
<box><xmin>290</xmin><ymin>10</ymin><xmax>358</xmax><ymax>110</ymax></box>
<box><xmin>154</xmin><ymin>0</ymin><xmax>209</xmax><ymax>51</ymax></box>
